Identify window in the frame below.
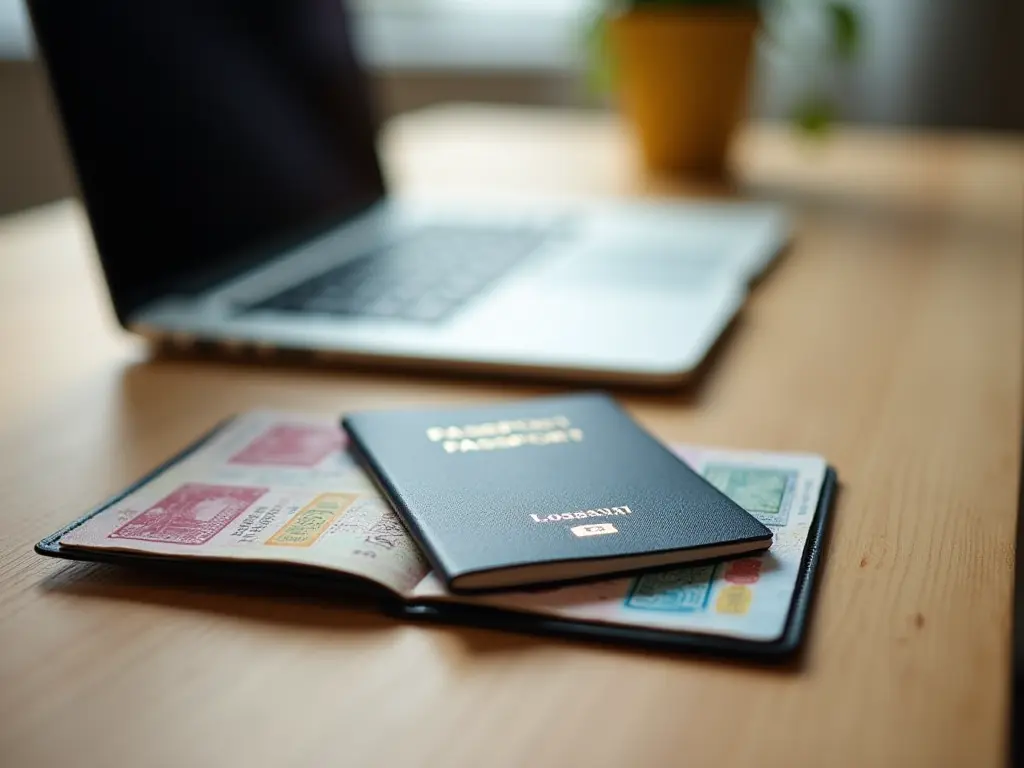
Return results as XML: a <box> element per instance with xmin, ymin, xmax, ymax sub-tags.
<box><xmin>353</xmin><ymin>0</ymin><xmax>596</xmax><ymax>71</ymax></box>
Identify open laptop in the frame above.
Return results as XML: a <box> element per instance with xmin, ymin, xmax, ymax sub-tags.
<box><xmin>27</xmin><ymin>0</ymin><xmax>787</xmax><ymax>386</ymax></box>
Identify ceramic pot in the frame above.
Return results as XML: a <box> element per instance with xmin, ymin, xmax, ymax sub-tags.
<box><xmin>608</xmin><ymin>9</ymin><xmax>759</xmax><ymax>175</ymax></box>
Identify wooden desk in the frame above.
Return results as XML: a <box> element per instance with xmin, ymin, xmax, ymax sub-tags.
<box><xmin>1</xmin><ymin>106</ymin><xmax>1021</xmax><ymax>768</ymax></box>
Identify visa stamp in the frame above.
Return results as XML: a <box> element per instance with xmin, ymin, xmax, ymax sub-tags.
<box><xmin>625</xmin><ymin>564</ymin><xmax>715</xmax><ymax>612</ymax></box>
<box><xmin>229</xmin><ymin>424</ymin><xmax>343</xmax><ymax>467</ymax></box>
<box><xmin>702</xmin><ymin>465</ymin><xmax>797</xmax><ymax>527</ymax></box>
<box><xmin>266</xmin><ymin>493</ymin><xmax>358</xmax><ymax>547</ymax></box>
<box><xmin>715</xmin><ymin>585</ymin><xmax>753</xmax><ymax>615</ymax></box>
<box><xmin>723</xmin><ymin>558</ymin><xmax>763</xmax><ymax>585</ymax></box>
<box><xmin>364</xmin><ymin>512</ymin><xmax>408</xmax><ymax>550</ymax></box>
<box><xmin>109</xmin><ymin>483</ymin><xmax>267</xmax><ymax>545</ymax></box>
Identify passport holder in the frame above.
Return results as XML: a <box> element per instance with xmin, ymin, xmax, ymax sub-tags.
<box><xmin>35</xmin><ymin>412</ymin><xmax>837</xmax><ymax>661</ymax></box>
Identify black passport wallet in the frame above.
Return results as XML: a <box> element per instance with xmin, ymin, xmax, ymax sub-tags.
<box><xmin>35</xmin><ymin>411</ymin><xmax>837</xmax><ymax>661</ymax></box>
<box><xmin>343</xmin><ymin>393</ymin><xmax>772</xmax><ymax>592</ymax></box>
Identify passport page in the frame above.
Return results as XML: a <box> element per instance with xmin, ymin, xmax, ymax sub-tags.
<box><xmin>59</xmin><ymin>412</ymin><xmax>431</xmax><ymax>595</ymax></box>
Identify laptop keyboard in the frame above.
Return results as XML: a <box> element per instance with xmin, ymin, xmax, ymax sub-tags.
<box><xmin>248</xmin><ymin>225</ymin><xmax>546</xmax><ymax>323</ymax></box>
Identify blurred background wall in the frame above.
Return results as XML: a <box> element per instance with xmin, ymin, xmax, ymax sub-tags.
<box><xmin>1</xmin><ymin>0</ymin><xmax>1021</xmax><ymax>216</ymax></box>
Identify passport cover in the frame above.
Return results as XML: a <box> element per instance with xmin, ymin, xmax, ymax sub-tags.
<box><xmin>342</xmin><ymin>393</ymin><xmax>772</xmax><ymax>592</ymax></box>
<box><xmin>34</xmin><ymin>415</ymin><xmax>838</xmax><ymax>661</ymax></box>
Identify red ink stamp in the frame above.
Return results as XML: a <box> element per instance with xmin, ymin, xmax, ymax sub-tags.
<box><xmin>109</xmin><ymin>483</ymin><xmax>267</xmax><ymax>545</ymax></box>
<box><xmin>229</xmin><ymin>424</ymin><xmax>344</xmax><ymax>467</ymax></box>
<box><xmin>723</xmin><ymin>558</ymin><xmax>763</xmax><ymax>585</ymax></box>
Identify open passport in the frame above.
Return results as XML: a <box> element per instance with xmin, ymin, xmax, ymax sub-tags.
<box><xmin>36</xmin><ymin>411</ymin><xmax>837</xmax><ymax>659</ymax></box>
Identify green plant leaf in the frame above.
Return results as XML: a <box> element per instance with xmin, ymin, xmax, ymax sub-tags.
<box><xmin>827</xmin><ymin>2</ymin><xmax>861</xmax><ymax>61</ymax></box>
<box><xmin>793</xmin><ymin>97</ymin><xmax>835</xmax><ymax>136</ymax></box>
<box><xmin>584</xmin><ymin>12</ymin><xmax>616</xmax><ymax>96</ymax></box>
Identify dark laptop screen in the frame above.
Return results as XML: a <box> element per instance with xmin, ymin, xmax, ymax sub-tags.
<box><xmin>28</xmin><ymin>0</ymin><xmax>386</xmax><ymax>322</ymax></box>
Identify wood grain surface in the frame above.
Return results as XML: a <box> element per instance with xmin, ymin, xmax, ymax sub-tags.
<box><xmin>0</xmin><ymin>106</ymin><xmax>1021</xmax><ymax>768</ymax></box>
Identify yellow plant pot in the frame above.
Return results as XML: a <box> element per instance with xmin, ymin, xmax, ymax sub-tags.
<box><xmin>608</xmin><ymin>9</ymin><xmax>759</xmax><ymax>176</ymax></box>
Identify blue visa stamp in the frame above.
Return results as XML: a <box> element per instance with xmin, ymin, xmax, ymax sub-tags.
<box><xmin>625</xmin><ymin>564</ymin><xmax>716</xmax><ymax>612</ymax></box>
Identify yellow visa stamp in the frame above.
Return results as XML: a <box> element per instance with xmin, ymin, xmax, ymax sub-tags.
<box><xmin>267</xmin><ymin>493</ymin><xmax>358</xmax><ymax>547</ymax></box>
<box><xmin>715</xmin><ymin>585</ymin><xmax>753</xmax><ymax>615</ymax></box>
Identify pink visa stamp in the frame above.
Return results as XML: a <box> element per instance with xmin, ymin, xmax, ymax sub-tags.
<box><xmin>228</xmin><ymin>424</ymin><xmax>344</xmax><ymax>467</ymax></box>
<box><xmin>109</xmin><ymin>483</ymin><xmax>268</xmax><ymax>545</ymax></box>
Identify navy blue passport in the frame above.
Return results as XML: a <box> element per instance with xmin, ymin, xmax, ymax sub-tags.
<box><xmin>342</xmin><ymin>392</ymin><xmax>772</xmax><ymax>592</ymax></box>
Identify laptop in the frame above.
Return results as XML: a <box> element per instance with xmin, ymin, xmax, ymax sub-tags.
<box><xmin>27</xmin><ymin>0</ymin><xmax>788</xmax><ymax>386</ymax></box>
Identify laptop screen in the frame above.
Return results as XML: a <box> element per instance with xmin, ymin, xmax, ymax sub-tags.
<box><xmin>28</xmin><ymin>0</ymin><xmax>386</xmax><ymax>322</ymax></box>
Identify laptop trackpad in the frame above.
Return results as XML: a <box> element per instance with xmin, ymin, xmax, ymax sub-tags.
<box><xmin>538</xmin><ymin>239</ymin><xmax>733</xmax><ymax>294</ymax></box>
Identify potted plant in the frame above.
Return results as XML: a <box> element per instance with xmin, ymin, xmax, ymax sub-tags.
<box><xmin>592</xmin><ymin>0</ymin><xmax>861</xmax><ymax>175</ymax></box>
